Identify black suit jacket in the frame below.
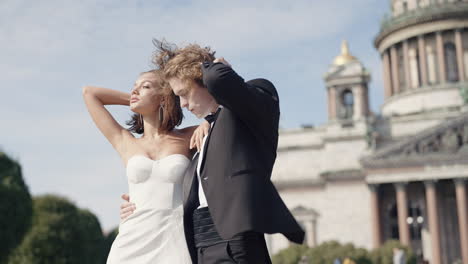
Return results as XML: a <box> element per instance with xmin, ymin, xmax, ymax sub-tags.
<box><xmin>182</xmin><ymin>62</ymin><xmax>305</xmax><ymax>263</ymax></box>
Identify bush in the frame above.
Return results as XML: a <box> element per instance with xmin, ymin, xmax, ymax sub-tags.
<box><xmin>272</xmin><ymin>241</ymin><xmax>371</xmax><ymax>264</ymax></box>
<box><xmin>77</xmin><ymin>209</ymin><xmax>106</xmax><ymax>264</ymax></box>
<box><xmin>370</xmin><ymin>240</ymin><xmax>416</xmax><ymax>264</ymax></box>
<box><xmin>102</xmin><ymin>227</ymin><xmax>119</xmax><ymax>261</ymax></box>
<box><xmin>7</xmin><ymin>195</ymin><xmax>105</xmax><ymax>264</ymax></box>
<box><xmin>0</xmin><ymin>152</ymin><xmax>32</xmax><ymax>264</ymax></box>
<box><xmin>307</xmin><ymin>241</ymin><xmax>371</xmax><ymax>264</ymax></box>
<box><xmin>272</xmin><ymin>244</ymin><xmax>309</xmax><ymax>264</ymax></box>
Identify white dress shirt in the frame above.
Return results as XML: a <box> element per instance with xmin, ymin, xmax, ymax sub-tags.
<box><xmin>196</xmin><ymin>106</ymin><xmax>222</xmax><ymax>208</ymax></box>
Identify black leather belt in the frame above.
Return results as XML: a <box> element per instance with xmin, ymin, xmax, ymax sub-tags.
<box><xmin>193</xmin><ymin>207</ymin><xmax>226</xmax><ymax>248</ymax></box>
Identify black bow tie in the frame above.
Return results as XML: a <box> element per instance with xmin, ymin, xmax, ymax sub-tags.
<box><xmin>204</xmin><ymin>114</ymin><xmax>216</xmax><ymax>124</ymax></box>
<box><xmin>204</xmin><ymin>108</ymin><xmax>221</xmax><ymax>124</ymax></box>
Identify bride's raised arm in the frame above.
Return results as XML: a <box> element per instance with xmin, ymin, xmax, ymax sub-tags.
<box><xmin>82</xmin><ymin>86</ymin><xmax>133</xmax><ymax>152</ymax></box>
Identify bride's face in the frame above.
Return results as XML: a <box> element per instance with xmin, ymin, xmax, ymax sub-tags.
<box><xmin>130</xmin><ymin>73</ymin><xmax>163</xmax><ymax>115</ymax></box>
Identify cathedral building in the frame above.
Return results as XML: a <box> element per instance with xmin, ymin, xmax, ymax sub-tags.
<box><xmin>268</xmin><ymin>1</ymin><xmax>468</xmax><ymax>263</ymax></box>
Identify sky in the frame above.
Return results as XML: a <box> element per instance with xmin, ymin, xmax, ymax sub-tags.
<box><xmin>1</xmin><ymin>0</ymin><xmax>390</xmax><ymax>231</ymax></box>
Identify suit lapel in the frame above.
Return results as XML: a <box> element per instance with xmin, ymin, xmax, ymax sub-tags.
<box><xmin>200</xmin><ymin>108</ymin><xmax>222</xmax><ymax>175</ymax></box>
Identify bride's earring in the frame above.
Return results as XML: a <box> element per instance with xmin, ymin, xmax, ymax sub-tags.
<box><xmin>139</xmin><ymin>114</ymin><xmax>143</xmax><ymax>127</ymax></box>
<box><xmin>159</xmin><ymin>105</ymin><xmax>164</xmax><ymax>123</ymax></box>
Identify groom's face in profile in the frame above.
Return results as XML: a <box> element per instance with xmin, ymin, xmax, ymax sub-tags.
<box><xmin>168</xmin><ymin>77</ymin><xmax>216</xmax><ymax>118</ymax></box>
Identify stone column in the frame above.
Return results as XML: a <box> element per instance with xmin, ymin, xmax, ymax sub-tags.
<box><xmin>455</xmin><ymin>179</ymin><xmax>468</xmax><ymax>264</ymax></box>
<box><xmin>305</xmin><ymin>220</ymin><xmax>317</xmax><ymax>248</ymax></box>
<box><xmin>409</xmin><ymin>48</ymin><xmax>420</xmax><ymax>88</ymax></box>
<box><xmin>362</xmin><ymin>86</ymin><xmax>369</xmax><ymax>117</ymax></box>
<box><xmin>395</xmin><ymin>182</ymin><xmax>411</xmax><ymax>246</ymax></box>
<box><xmin>391</xmin><ymin>46</ymin><xmax>401</xmax><ymax>93</ymax></box>
<box><xmin>353</xmin><ymin>86</ymin><xmax>363</xmax><ymax>120</ymax></box>
<box><xmin>455</xmin><ymin>29</ymin><xmax>466</xmax><ymax>81</ymax></box>
<box><xmin>436</xmin><ymin>31</ymin><xmax>447</xmax><ymax>83</ymax></box>
<box><xmin>427</xmin><ymin>45</ymin><xmax>438</xmax><ymax>84</ymax></box>
<box><xmin>369</xmin><ymin>184</ymin><xmax>382</xmax><ymax>248</ymax></box>
<box><xmin>403</xmin><ymin>40</ymin><xmax>412</xmax><ymax>89</ymax></box>
<box><xmin>383</xmin><ymin>50</ymin><xmax>393</xmax><ymax>98</ymax></box>
<box><xmin>425</xmin><ymin>180</ymin><xmax>442</xmax><ymax>264</ymax></box>
<box><xmin>418</xmin><ymin>35</ymin><xmax>428</xmax><ymax>86</ymax></box>
<box><xmin>328</xmin><ymin>87</ymin><xmax>337</xmax><ymax>121</ymax></box>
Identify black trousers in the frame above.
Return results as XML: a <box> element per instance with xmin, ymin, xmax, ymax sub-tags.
<box><xmin>193</xmin><ymin>208</ymin><xmax>271</xmax><ymax>264</ymax></box>
<box><xmin>196</xmin><ymin>232</ymin><xmax>271</xmax><ymax>264</ymax></box>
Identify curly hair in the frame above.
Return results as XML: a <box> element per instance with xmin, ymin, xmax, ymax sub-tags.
<box><xmin>126</xmin><ymin>69</ymin><xmax>183</xmax><ymax>134</ymax></box>
<box><xmin>152</xmin><ymin>39</ymin><xmax>216</xmax><ymax>87</ymax></box>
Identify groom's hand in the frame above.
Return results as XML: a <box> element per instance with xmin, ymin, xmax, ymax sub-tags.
<box><xmin>190</xmin><ymin>121</ymin><xmax>210</xmax><ymax>151</ymax></box>
<box><xmin>120</xmin><ymin>193</ymin><xmax>135</xmax><ymax>220</ymax></box>
<box><xmin>213</xmin><ymin>57</ymin><xmax>231</xmax><ymax>67</ymax></box>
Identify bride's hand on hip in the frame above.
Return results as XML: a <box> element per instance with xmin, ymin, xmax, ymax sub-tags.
<box><xmin>120</xmin><ymin>193</ymin><xmax>135</xmax><ymax>221</ymax></box>
<box><xmin>190</xmin><ymin>121</ymin><xmax>210</xmax><ymax>152</ymax></box>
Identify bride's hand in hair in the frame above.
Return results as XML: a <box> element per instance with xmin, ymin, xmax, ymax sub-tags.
<box><xmin>190</xmin><ymin>121</ymin><xmax>210</xmax><ymax>152</ymax></box>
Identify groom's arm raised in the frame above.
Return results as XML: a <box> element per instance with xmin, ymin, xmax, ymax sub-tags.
<box><xmin>202</xmin><ymin>59</ymin><xmax>279</xmax><ymax>133</ymax></box>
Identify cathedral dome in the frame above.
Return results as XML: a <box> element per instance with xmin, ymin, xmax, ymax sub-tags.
<box><xmin>375</xmin><ymin>0</ymin><xmax>468</xmax><ymax>117</ymax></box>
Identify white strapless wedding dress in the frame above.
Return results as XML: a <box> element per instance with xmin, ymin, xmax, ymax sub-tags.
<box><xmin>107</xmin><ymin>154</ymin><xmax>192</xmax><ymax>264</ymax></box>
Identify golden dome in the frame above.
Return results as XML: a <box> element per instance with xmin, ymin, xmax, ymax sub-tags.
<box><xmin>332</xmin><ymin>40</ymin><xmax>358</xmax><ymax>66</ymax></box>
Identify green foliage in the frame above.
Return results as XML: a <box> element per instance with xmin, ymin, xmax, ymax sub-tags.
<box><xmin>102</xmin><ymin>227</ymin><xmax>119</xmax><ymax>260</ymax></box>
<box><xmin>0</xmin><ymin>152</ymin><xmax>32</xmax><ymax>264</ymax></box>
<box><xmin>7</xmin><ymin>195</ymin><xmax>105</xmax><ymax>264</ymax></box>
<box><xmin>272</xmin><ymin>240</ymin><xmax>419</xmax><ymax>264</ymax></box>
<box><xmin>272</xmin><ymin>241</ymin><xmax>371</xmax><ymax>264</ymax></box>
<box><xmin>77</xmin><ymin>209</ymin><xmax>106</xmax><ymax>264</ymax></box>
<box><xmin>370</xmin><ymin>240</ymin><xmax>416</xmax><ymax>264</ymax></box>
<box><xmin>307</xmin><ymin>241</ymin><xmax>371</xmax><ymax>264</ymax></box>
<box><xmin>460</xmin><ymin>85</ymin><xmax>468</xmax><ymax>104</ymax></box>
<box><xmin>272</xmin><ymin>244</ymin><xmax>309</xmax><ymax>264</ymax></box>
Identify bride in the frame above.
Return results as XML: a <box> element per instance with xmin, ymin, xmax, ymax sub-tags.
<box><xmin>82</xmin><ymin>69</ymin><xmax>207</xmax><ymax>263</ymax></box>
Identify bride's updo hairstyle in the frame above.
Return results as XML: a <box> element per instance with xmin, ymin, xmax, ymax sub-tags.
<box><xmin>126</xmin><ymin>69</ymin><xmax>183</xmax><ymax>134</ymax></box>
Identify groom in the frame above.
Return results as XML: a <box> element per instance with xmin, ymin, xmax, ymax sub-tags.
<box><xmin>122</xmin><ymin>42</ymin><xmax>304</xmax><ymax>263</ymax></box>
<box><xmin>164</xmin><ymin>43</ymin><xmax>304</xmax><ymax>263</ymax></box>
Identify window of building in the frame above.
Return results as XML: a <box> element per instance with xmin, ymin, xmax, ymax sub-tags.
<box><xmin>340</xmin><ymin>89</ymin><xmax>354</xmax><ymax>120</ymax></box>
<box><xmin>387</xmin><ymin>203</ymin><xmax>399</xmax><ymax>239</ymax></box>
<box><xmin>444</xmin><ymin>42</ymin><xmax>459</xmax><ymax>82</ymax></box>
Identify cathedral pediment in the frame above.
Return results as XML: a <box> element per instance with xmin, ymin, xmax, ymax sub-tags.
<box><xmin>361</xmin><ymin>114</ymin><xmax>468</xmax><ymax>168</ymax></box>
<box><xmin>324</xmin><ymin>64</ymin><xmax>346</xmax><ymax>80</ymax></box>
<box><xmin>325</xmin><ymin>61</ymin><xmax>367</xmax><ymax>81</ymax></box>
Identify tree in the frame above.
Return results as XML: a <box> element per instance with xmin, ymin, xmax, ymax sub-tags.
<box><xmin>77</xmin><ymin>209</ymin><xmax>106</xmax><ymax>264</ymax></box>
<box><xmin>102</xmin><ymin>226</ymin><xmax>119</xmax><ymax>261</ymax></box>
<box><xmin>0</xmin><ymin>152</ymin><xmax>32</xmax><ymax>264</ymax></box>
<box><xmin>8</xmin><ymin>195</ymin><xmax>105</xmax><ymax>264</ymax></box>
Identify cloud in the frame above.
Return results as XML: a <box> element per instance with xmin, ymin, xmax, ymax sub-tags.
<box><xmin>1</xmin><ymin>0</ymin><xmax>377</xmax><ymax>63</ymax></box>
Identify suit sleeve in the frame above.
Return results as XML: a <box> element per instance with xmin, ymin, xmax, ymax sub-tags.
<box><xmin>202</xmin><ymin>62</ymin><xmax>279</xmax><ymax>133</ymax></box>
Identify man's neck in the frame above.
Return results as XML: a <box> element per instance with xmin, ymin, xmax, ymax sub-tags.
<box><xmin>209</xmin><ymin>104</ymin><xmax>220</xmax><ymax>114</ymax></box>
